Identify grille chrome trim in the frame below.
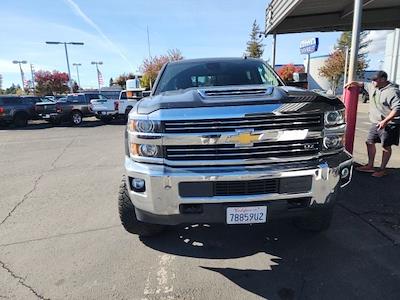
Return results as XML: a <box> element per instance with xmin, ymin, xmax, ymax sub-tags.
<box><xmin>164</xmin><ymin>113</ymin><xmax>322</xmax><ymax>133</ymax></box>
<box><xmin>165</xmin><ymin>139</ymin><xmax>321</xmax><ymax>161</ymax></box>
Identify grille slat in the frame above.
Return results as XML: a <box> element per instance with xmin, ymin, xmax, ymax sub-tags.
<box><xmin>165</xmin><ymin>117</ymin><xmax>320</xmax><ymax>126</ymax></box>
<box><xmin>165</xmin><ymin>139</ymin><xmax>321</xmax><ymax>161</ymax></box>
<box><xmin>167</xmin><ymin>141</ymin><xmax>319</xmax><ymax>153</ymax></box>
<box><xmin>214</xmin><ymin>179</ymin><xmax>279</xmax><ymax>196</ymax></box>
<box><xmin>165</xmin><ymin>120</ymin><xmax>321</xmax><ymax>132</ymax></box>
<box><xmin>164</xmin><ymin>114</ymin><xmax>322</xmax><ymax>134</ymax></box>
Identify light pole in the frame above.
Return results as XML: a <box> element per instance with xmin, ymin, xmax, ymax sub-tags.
<box><xmin>45</xmin><ymin>41</ymin><xmax>84</xmax><ymax>92</ymax></box>
<box><xmin>343</xmin><ymin>46</ymin><xmax>349</xmax><ymax>87</ymax></box>
<box><xmin>72</xmin><ymin>63</ymin><xmax>82</xmax><ymax>89</ymax></box>
<box><xmin>12</xmin><ymin>60</ymin><xmax>27</xmax><ymax>89</ymax></box>
<box><xmin>30</xmin><ymin>64</ymin><xmax>35</xmax><ymax>94</ymax></box>
<box><xmin>91</xmin><ymin>61</ymin><xmax>103</xmax><ymax>92</ymax></box>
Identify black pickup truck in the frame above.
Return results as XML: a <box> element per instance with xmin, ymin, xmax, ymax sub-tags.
<box><xmin>36</xmin><ymin>93</ymin><xmax>103</xmax><ymax>125</ymax></box>
<box><xmin>0</xmin><ymin>96</ymin><xmax>43</xmax><ymax>127</ymax></box>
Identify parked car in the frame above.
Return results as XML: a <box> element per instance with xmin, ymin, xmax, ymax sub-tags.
<box><xmin>36</xmin><ymin>93</ymin><xmax>105</xmax><ymax>125</ymax></box>
<box><xmin>0</xmin><ymin>96</ymin><xmax>35</xmax><ymax>127</ymax></box>
<box><xmin>20</xmin><ymin>96</ymin><xmax>48</xmax><ymax>120</ymax></box>
<box><xmin>118</xmin><ymin>57</ymin><xmax>352</xmax><ymax>237</ymax></box>
<box><xmin>90</xmin><ymin>88</ymin><xmax>146</xmax><ymax>123</ymax></box>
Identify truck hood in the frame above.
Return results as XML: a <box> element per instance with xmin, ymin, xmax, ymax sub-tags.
<box><xmin>136</xmin><ymin>85</ymin><xmax>344</xmax><ymax>115</ymax></box>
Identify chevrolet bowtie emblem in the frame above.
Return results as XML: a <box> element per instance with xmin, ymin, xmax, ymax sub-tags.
<box><xmin>228</xmin><ymin>131</ymin><xmax>261</xmax><ymax>146</ymax></box>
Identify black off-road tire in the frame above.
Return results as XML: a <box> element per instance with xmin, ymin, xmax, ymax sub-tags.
<box><xmin>70</xmin><ymin>111</ymin><xmax>83</xmax><ymax>126</ymax></box>
<box><xmin>124</xmin><ymin>106</ymin><xmax>133</xmax><ymax>122</ymax></box>
<box><xmin>294</xmin><ymin>207</ymin><xmax>333</xmax><ymax>232</ymax></box>
<box><xmin>13</xmin><ymin>113</ymin><xmax>28</xmax><ymax>127</ymax></box>
<box><xmin>118</xmin><ymin>176</ymin><xmax>165</xmax><ymax>237</ymax></box>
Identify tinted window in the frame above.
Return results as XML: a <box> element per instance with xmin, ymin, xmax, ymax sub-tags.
<box><xmin>120</xmin><ymin>92</ymin><xmax>127</xmax><ymax>99</ymax></box>
<box><xmin>86</xmin><ymin>94</ymin><xmax>99</xmax><ymax>101</ymax></box>
<box><xmin>155</xmin><ymin>60</ymin><xmax>281</xmax><ymax>94</ymax></box>
<box><xmin>67</xmin><ymin>95</ymin><xmax>85</xmax><ymax>103</ymax></box>
<box><xmin>21</xmin><ymin>97</ymin><xmax>41</xmax><ymax>104</ymax></box>
<box><xmin>0</xmin><ymin>97</ymin><xmax>21</xmax><ymax>105</ymax></box>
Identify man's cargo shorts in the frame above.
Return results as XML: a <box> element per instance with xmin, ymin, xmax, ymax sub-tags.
<box><xmin>367</xmin><ymin>123</ymin><xmax>400</xmax><ymax>147</ymax></box>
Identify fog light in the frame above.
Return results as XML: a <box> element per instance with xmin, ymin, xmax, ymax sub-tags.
<box><xmin>341</xmin><ymin>167</ymin><xmax>350</xmax><ymax>179</ymax></box>
<box><xmin>323</xmin><ymin>135</ymin><xmax>342</xmax><ymax>149</ymax></box>
<box><xmin>131</xmin><ymin>178</ymin><xmax>146</xmax><ymax>192</ymax></box>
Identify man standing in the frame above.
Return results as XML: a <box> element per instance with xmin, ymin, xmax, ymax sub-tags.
<box><xmin>348</xmin><ymin>71</ymin><xmax>400</xmax><ymax>177</ymax></box>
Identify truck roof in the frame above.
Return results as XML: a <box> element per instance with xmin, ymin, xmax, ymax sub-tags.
<box><xmin>168</xmin><ymin>57</ymin><xmax>264</xmax><ymax>65</ymax></box>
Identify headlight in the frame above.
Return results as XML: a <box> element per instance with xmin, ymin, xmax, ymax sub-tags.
<box><xmin>323</xmin><ymin>135</ymin><xmax>344</xmax><ymax>150</ymax></box>
<box><xmin>139</xmin><ymin>144</ymin><xmax>158</xmax><ymax>157</ymax></box>
<box><xmin>130</xmin><ymin>143</ymin><xmax>162</xmax><ymax>158</ymax></box>
<box><xmin>128</xmin><ymin>119</ymin><xmax>162</xmax><ymax>133</ymax></box>
<box><xmin>324</xmin><ymin>110</ymin><xmax>345</xmax><ymax>126</ymax></box>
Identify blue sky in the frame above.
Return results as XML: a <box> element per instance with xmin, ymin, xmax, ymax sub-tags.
<box><xmin>0</xmin><ymin>0</ymin><xmax>387</xmax><ymax>89</ymax></box>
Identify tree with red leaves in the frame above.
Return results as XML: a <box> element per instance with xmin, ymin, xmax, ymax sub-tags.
<box><xmin>34</xmin><ymin>70</ymin><xmax>69</xmax><ymax>96</ymax></box>
<box><xmin>140</xmin><ymin>49</ymin><xmax>183</xmax><ymax>89</ymax></box>
<box><xmin>277</xmin><ymin>64</ymin><xmax>305</xmax><ymax>82</ymax></box>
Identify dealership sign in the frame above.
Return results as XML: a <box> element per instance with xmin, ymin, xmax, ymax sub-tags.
<box><xmin>300</xmin><ymin>38</ymin><xmax>319</xmax><ymax>55</ymax></box>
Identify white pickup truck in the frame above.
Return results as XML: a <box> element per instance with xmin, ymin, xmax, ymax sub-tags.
<box><xmin>90</xmin><ymin>89</ymin><xmax>147</xmax><ymax>123</ymax></box>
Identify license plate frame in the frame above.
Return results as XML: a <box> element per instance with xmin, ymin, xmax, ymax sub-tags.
<box><xmin>226</xmin><ymin>206</ymin><xmax>267</xmax><ymax>224</ymax></box>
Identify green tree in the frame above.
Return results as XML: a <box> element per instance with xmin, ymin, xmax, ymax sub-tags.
<box><xmin>4</xmin><ymin>84</ymin><xmax>20</xmax><ymax>94</ymax></box>
<box><xmin>319</xmin><ymin>31</ymin><xmax>370</xmax><ymax>93</ymax></box>
<box><xmin>109</xmin><ymin>77</ymin><xmax>114</xmax><ymax>87</ymax></box>
<box><xmin>245</xmin><ymin>20</ymin><xmax>264</xmax><ymax>58</ymax></box>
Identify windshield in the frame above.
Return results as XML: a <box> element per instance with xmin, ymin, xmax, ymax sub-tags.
<box><xmin>154</xmin><ymin>60</ymin><xmax>281</xmax><ymax>95</ymax></box>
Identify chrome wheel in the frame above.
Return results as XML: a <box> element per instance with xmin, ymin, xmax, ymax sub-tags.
<box><xmin>71</xmin><ymin>112</ymin><xmax>82</xmax><ymax>125</ymax></box>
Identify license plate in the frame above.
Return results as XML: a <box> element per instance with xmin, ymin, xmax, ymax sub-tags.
<box><xmin>101</xmin><ymin>112</ymin><xmax>107</xmax><ymax>115</ymax></box>
<box><xmin>44</xmin><ymin>114</ymin><xmax>50</xmax><ymax>118</ymax></box>
<box><xmin>226</xmin><ymin>206</ymin><xmax>267</xmax><ymax>224</ymax></box>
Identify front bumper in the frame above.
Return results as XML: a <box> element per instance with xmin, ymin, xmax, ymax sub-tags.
<box><xmin>125</xmin><ymin>152</ymin><xmax>352</xmax><ymax>225</ymax></box>
<box><xmin>39</xmin><ymin>113</ymin><xmax>58</xmax><ymax>120</ymax></box>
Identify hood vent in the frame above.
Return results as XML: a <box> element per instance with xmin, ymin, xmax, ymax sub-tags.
<box><xmin>198</xmin><ymin>87</ymin><xmax>274</xmax><ymax>98</ymax></box>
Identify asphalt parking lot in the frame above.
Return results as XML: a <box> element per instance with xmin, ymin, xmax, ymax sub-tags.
<box><xmin>1</xmin><ymin>103</ymin><xmax>399</xmax><ymax>300</ymax></box>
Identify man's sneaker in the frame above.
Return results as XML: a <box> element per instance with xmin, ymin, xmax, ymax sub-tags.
<box><xmin>372</xmin><ymin>169</ymin><xmax>387</xmax><ymax>178</ymax></box>
<box><xmin>355</xmin><ymin>165</ymin><xmax>375</xmax><ymax>173</ymax></box>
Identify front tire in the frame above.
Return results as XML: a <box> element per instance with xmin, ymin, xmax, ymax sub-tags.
<box><xmin>124</xmin><ymin>106</ymin><xmax>133</xmax><ymax>122</ymax></box>
<box><xmin>118</xmin><ymin>176</ymin><xmax>165</xmax><ymax>237</ymax></box>
<box><xmin>71</xmin><ymin>111</ymin><xmax>83</xmax><ymax>126</ymax></box>
<box><xmin>293</xmin><ymin>207</ymin><xmax>333</xmax><ymax>232</ymax></box>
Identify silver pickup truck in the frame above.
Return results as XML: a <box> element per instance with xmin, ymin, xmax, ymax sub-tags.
<box><xmin>118</xmin><ymin>57</ymin><xmax>352</xmax><ymax>237</ymax></box>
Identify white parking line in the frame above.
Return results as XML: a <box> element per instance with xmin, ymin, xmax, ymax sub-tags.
<box><xmin>143</xmin><ymin>254</ymin><xmax>176</xmax><ymax>299</ymax></box>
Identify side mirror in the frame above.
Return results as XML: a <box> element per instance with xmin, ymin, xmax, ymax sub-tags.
<box><xmin>293</xmin><ymin>72</ymin><xmax>308</xmax><ymax>83</ymax></box>
<box><xmin>142</xmin><ymin>91</ymin><xmax>151</xmax><ymax>98</ymax></box>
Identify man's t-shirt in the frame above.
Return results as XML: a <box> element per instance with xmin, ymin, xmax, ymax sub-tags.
<box><xmin>364</xmin><ymin>82</ymin><xmax>400</xmax><ymax>124</ymax></box>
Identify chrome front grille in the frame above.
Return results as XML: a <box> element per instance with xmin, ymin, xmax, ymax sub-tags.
<box><xmin>164</xmin><ymin>113</ymin><xmax>322</xmax><ymax>133</ymax></box>
<box><xmin>165</xmin><ymin>139</ymin><xmax>321</xmax><ymax>161</ymax></box>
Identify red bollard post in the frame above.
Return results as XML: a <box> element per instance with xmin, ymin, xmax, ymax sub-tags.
<box><xmin>343</xmin><ymin>86</ymin><xmax>360</xmax><ymax>154</ymax></box>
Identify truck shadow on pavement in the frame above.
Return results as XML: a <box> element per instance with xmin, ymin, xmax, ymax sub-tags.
<box><xmin>141</xmin><ymin>171</ymin><xmax>400</xmax><ymax>300</ymax></box>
